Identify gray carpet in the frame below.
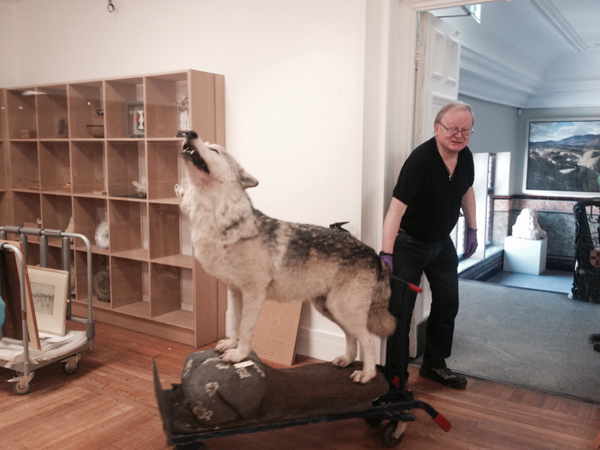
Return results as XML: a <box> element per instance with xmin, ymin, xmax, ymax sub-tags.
<box><xmin>485</xmin><ymin>269</ymin><xmax>573</xmax><ymax>294</ymax></box>
<box><xmin>446</xmin><ymin>280</ymin><xmax>600</xmax><ymax>402</ymax></box>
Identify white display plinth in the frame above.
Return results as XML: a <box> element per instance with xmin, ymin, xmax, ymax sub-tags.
<box><xmin>503</xmin><ymin>236</ymin><xmax>548</xmax><ymax>275</ymax></box>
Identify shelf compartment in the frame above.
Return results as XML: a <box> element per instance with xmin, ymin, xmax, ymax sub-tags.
<box><xmin>12</xmin><ymin>191</ymin><xmax>41</xmax><ymax>229</ymax></box>
<box><xmin>74</xmin><ymin>251</ymin><xmax>110</xmax><ymax>306</ymax></box>
<box><xmin>107</xmin><ymin>140</ymin><xmax>146</xmax><ymax>198</ymax></box>
<box><xmin>150</xmin><ymin>263</ymin><xmax>193</xmax><ymax>328</ymax></box>
<box><xmin>72</xmin><ymin>196</ymin><xmax>108</xmax><ymax>253</ymax></box>
<box><xmin>148</xmin><ymin>202</ymin><xmax>192</xmax><ymax>265</ymax></box>
<box><xmin>109</xmin><ymin>199</ymin><xmax>148</xmax><ymax>257</ymax></box>
<box><xmin>6</xmin><ymin>87</ymin><xmax>37</xmax><ymax>140</ymax></box>
<box><xmin>105</xmin><ymin>77</ymin><xmax>144</xmax><ymax>139</ymax></box>
<box><xmin>0</xmin><ymin>142</ymin><xmax>5</xmax><ymax>190</ymax></box>
<box><xmin>110</xmin><ymin>256</ymin><xmax>150</xmax><ymax>317</ymax></box>
<box><xmin>68</xmin><ymin>81</ymin><xmax>104</xmax><ymax>139</ymax></box>
<box><xmin>71</xmin><ymin>141</ymin><xmax>106</xmax><ymax>195</ymax></box>
<box><xmin>147</xmin><ymin>141</ymin><xmax>183</xmax><ymax>200</ymax></box>
<box><xmin>0</xmin><ymin>192</ymin><xmax>7</xmax><ymax>226</ymax></box>
<box><xmin>41</xmin><ymin>194</ymin><xmax>73</xmax><ymax>246</ymax></box>
<box><xmin>36</xmin><ymin>85</ymin><xmax>69</xmax><ymax>139</ymax></box>
<box><xmin>0</xmin><ymin>89</ymin><xmax>4</xmax><ymax>141</ymax></box>
<box><xmin>145</xmin><ymin>72</ymin><xmax>187</xmax><ymax>138</ymax></box>
<box><xmin>10</xmin><ymin>141</ymin><xmax>39</xmax><ymax>190</ymax></box>
<box><xmin>39</xmin><ymin>141</ymin><xmax>71</xmax><ymax>193</ymax></box>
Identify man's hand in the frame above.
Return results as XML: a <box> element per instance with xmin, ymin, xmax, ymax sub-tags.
<box><xmin>463</xmin><ymin>228</ymin><xmax>478</xmax><ymax>258</ymax></box>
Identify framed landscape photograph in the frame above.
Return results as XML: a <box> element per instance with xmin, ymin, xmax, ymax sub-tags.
<box><xmin>524</xmin><ymin>119</ymin><xmax>600</xmax><ymax>197</ymax></box>
<box><xmin>29</xmin><ymin>266</ymin><xmax>70</xmax><ymax>336</ymax></box>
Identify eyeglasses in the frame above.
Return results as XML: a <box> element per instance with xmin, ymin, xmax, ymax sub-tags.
<box><xmin>438</xmin><ymin>122</ymin><xmax>473</xmax><ymax>137</ymax></box>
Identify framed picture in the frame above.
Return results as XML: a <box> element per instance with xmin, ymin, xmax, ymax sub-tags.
<box><xmin>126</xmin><ymin>101</ymin><xmax>145</xmax><ymax>138</ymax></box>
<box><xmin>29</xmin><ymin>266</ymin><xmax>70</xmax><ymax>336</ymax></box>
<box><xmin>524</xmin><ymin>119</ymin><xmax>600</xmax><ymax>197</ymax></box>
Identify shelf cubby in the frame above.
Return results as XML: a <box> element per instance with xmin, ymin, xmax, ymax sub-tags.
<box><xmin>110</xmin><ymin>256</ymin><xmax>150</xmax><ymax>317</ymax></box>
<box><xmin>39</xmin><ymin>141</ymin><xmax>70</xmax><ymax>193</ymax></box>
<box><xmin>150</xmin><ymin>263</ymin><xmax>194</xmax><ymax>329</ymax></box>
<box><xmin>41</xmin><ymin>193</ymin><xmax>73</xmax><ymax>246</ymax></box>
<box><xmin>0</xmin><ymin>142</ymin><xmax>5</xmax><ymax>190</ymax></box>
<box><xmin>109</xmin><ymin>199</ymin><xmax>148</xmax><ymax>260</ymax></box>
<box><xmin>107</xmin><ymin>140</ymin><xmax>146</xmax><ymax>198</ymax></box>
<box><xmin>36</xmin><ymin>85</ymin><xmax>69</xmax><ymax>139</ymax></box>
<box><xmin>104</xmin><ymin>77</ymin><xmax>144</xmax><ymax>139</ymax></box>
<box><xmin>148</xmin><ymin>202</ymin><xmax>192</xmax><ymax>267</ymax></box>
<box><xmin>71</xmin><ymin>140</ymin><xmax>106</xmax><ymax>195</ymax></box>
<box><xmin>145</xmin><ymin>72</ymin><xmax>187</xmax><ymax>138</ymax></box>
<box><xmin>147</xmin><ymin>141</ymin><xmax>182</xmax><ymax>200</ymax></box>
<box><xmin>68</xmin><ymin>81</ymin><xmax>104</xmax><ymax>139</ymax></box>
<box><xmin>10</xmin><ymin>141</ymin><xmax>39</xmax><ymax>190</ymax></box>
<box><xmin>0</xmin><ymin>192</ymin><xmax>8</xmax><ymax>226</ymax></box>
<box><xmin>74</xmin><ymin>251</ymin><xmax>110</xmax><ymax>306</ymax></box>
<box><xmin>72</xmin><ymin>196</ymin><xmax>108</xmax><ymax>253</ymax></box>
<box><xmin>12</xmin><ymin>191</ymin><xmax>41</xmax><ymax>228</ymax></box>
<box><xmin>6</xmin><ymin>87</ymin><xmax>37</xmax><ymax>140</ymax></box>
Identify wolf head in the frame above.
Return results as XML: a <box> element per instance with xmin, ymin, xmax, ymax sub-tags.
<box><xmin>181</xmin><ymin>131</ymin><xmax>259</xmax><ymax>191</ymax></box>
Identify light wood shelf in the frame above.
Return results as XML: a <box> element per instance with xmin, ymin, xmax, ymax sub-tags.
<box><xmin>0</xmin><ymin>70</ymin><xmax>227</xmax><ymax>347</ymax></box>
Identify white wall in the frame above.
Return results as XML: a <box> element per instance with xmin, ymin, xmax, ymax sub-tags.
<box><xmin>0</xmin><ymin>0</ymin><xmax>370</xmax><ymax>360</ymax></box>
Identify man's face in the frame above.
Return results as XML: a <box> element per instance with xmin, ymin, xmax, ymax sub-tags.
<box><xmin>434</xmin><ymin>108</ymin><xmax>473</xmax><ymax>154</ymax></box>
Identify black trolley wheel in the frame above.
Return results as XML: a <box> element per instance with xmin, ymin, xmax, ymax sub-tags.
<box><xmin>382</xmin><ymin>421</ymin><xmax>405</xmax><ymax>447</ymax></box>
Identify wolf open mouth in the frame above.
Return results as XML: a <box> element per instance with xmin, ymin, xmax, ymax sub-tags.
<box><xmin>181</xmin><ymin>132</ymin><xmax>210</xmax><ymax>174</ymax></box>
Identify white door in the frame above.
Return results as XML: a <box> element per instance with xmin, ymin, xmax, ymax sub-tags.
<box><xmin>409</xmin><ymin>11</ymin><xmax>461</xmax><ymax>358</ymax></box>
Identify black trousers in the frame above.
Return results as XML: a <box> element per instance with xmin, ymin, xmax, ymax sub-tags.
<box><xmin>387</xmin><ymin>230</ymin><xmax>459</xmax><ymax>382</ymax></box>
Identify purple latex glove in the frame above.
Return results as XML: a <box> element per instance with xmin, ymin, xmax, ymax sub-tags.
<box><xmin>463</xmin><ymin>227</ymin><xmax>478</xmax><ymax>258</ymax></box>
<box><xmin>380</xmin><ymin>253</ymin><xmax>393</xmax><ymax>273</ymax></box>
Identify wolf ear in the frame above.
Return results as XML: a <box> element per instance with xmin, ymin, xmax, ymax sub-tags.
<box><xmin>239</xmin><ymin>169</ymin><xmax>259</xmax><ymax>189</ymax></box>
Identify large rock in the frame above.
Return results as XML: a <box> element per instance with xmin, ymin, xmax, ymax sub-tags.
<box><xmin>181</xmin><ymin>348</ymin><xmax>267</xmax><ymax>425</ymax></box>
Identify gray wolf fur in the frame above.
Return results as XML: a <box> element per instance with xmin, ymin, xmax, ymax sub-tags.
<box><xmin>180</xmin><ymin>131</ymin><xmax>395</xmax><ymax>383</ymax></box>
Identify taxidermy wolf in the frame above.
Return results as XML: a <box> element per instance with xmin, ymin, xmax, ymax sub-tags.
<box><xmin>180</xmin><ymin>132</ymin><xmax>395</xmax><ymax>383</ymax></box>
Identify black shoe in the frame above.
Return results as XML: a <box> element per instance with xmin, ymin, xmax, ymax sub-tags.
<box><xmin>594</xmin><ymin>342</ymin><xmax>600</xmax><ymax>352</ymax></box>
<box><xmin>419</xmin><ymin>364</ymin><xmax>467</xmax><ymax>389</ymax></box>
<box><xmin>589</xmin><ymin>333</ymin><xmax>600</xmax><ymax>343</ymax></box>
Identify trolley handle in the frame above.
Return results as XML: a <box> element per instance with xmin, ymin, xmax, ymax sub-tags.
<box><xmin>391</xmin><ymin>275</ymin><xmax>423</xmax><ymax>293</ymax></box>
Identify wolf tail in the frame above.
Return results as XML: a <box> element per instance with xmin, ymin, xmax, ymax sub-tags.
<box><xmin>367</xmin><ymin>262</ymin><xmax>396</xmax><ymax>337</ymax></box>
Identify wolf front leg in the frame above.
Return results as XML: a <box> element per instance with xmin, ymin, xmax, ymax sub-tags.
<box><xmin>220</xmin><ymin>290</ymin><xmax>266</xmax><ymax>363</ymax></box>
<box><xmin>215</xmin><ymin>288</ymin><xmax>242</xmax><ymax>353</ymax></box>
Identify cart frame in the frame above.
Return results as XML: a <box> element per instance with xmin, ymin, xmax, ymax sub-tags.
<box><xmin>0</xmin><ymin>226</ymin><xmax>95</xmax><ymax>394</ymax></box>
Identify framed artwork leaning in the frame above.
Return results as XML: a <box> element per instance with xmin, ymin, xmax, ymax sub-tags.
<box><xmin>524</xmin><ymin>119</ymin><xmax>600</xmax><ymax>197</ymax></box>
<box><xmin>29</xmin><ymin>266</ymin><xmax>70</xmax><ymax>336</ymax></box>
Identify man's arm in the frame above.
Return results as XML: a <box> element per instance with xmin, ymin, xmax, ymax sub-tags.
<box><xmin>461</xmin><ymin>186</ymin><xmax>477</xmax><ymax>229</ymax></box>
<box><xmin>381</xmin><ymin>197</ymin><xmax>407</xmax><ymax>254</ymax></box>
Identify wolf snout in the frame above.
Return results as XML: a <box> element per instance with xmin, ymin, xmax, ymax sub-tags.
<box><xmin>181</xmin><ymin>131</ymin><xmax>210</xmax><ymax>174</ymax></box>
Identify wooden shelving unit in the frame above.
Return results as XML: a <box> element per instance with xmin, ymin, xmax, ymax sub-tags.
<box><xmin>0</xmin><ymin>70</ymin><xmax>227</xmax><ymax>347</ymax></box>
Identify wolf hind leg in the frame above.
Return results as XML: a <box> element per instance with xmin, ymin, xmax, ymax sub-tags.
<box><xmin>324</xmin><ymin>292</ymin><xmax>378</xmax><ymax>384</ymax></box>
<box><xmin>216</xmin><ymin>288</ymin><xmax>242</xmax><ymax>353</ymax></box>
<box><xmin>221</xmin><ymin>290</ymin><xmax>266</xmax><ymax>363</ymax></box>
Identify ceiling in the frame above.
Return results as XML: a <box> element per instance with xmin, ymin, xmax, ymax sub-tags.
<box><xmin>432</xmin><ymin>0</ymin><xmax>600</xmax><ymax>109</ymax></box>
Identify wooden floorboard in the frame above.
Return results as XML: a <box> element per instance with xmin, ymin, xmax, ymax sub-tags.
<box><xmin>1</xmin><ymin>321</ymin><xmax>598</xmax><ymax>449</ymax></box>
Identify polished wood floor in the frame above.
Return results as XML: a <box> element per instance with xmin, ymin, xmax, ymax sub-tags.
<box><xmin>1</xmin><ymin>321</ymin><xmax>598</xmax><ymax>450</ymax></box>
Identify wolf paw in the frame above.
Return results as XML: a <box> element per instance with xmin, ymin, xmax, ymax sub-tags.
<box><xmin>221</xmin><ymin>348</ymin><xmax>249</xmax><ymax>363</ymax></box>
<box><xmin>332</xmin><ymin>355</ymin><xmax>353</xmax><ymax>368</ymax></box>
<box><xmin>215</xmin><ymin>338</ymin><xmax>236</xmax><ymax>353</ymax></box>
<box><xmin>350</xmin><ymin>369</ymin><xmax>376</xmax><ymax>384</ymax></box>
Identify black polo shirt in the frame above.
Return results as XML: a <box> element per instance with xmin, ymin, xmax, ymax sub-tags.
<box><xmin>393</xmin><ymin>137</ymin><xmax>474</xmax><ymax>243</ymax></box>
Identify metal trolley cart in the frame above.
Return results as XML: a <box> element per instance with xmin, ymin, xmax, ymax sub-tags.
<box><xmin>0</xmin><ymin>226</ymin><xmax>95</xmax><ymax>394</ymax></box>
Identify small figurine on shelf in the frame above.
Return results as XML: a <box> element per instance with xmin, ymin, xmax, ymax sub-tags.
<box><xmin>176</xmin><ymin>94</ymin><xmax>189</xmax><ymax>137</ymax></box>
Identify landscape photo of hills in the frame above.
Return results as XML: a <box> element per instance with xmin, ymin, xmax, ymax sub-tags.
<box><xmin>526</xmin><ymin>120</ymin><xmax>600</xmax><ymax>194</ymax></box>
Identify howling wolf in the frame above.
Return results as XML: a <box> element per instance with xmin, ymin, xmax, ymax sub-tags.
<box><xmin>180</xmin><ymin>132</ymin><xmax>395</xmax><ymax>383</ymax></box>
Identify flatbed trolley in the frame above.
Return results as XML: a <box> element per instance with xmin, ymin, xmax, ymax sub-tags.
<box><xmin>0</xmin><ymin>226</ymin><xmax>95</xmax><ymax>394</ymax></box>
<box><xmin>153</xmin><ymin>359</ymin><xmax>450</xmax><ymax>449</ymax></box>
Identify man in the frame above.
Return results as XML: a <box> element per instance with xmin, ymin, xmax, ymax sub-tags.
<box><xmin>380</xmin><ymin>101</ymin><xmax>477</xmax><ymax>392</ymax></box>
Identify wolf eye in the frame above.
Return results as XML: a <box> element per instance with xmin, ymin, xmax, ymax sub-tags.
<box><xmin>209</xmin><ymin>147</ymin><xmax>219</xmax><ymax>153</ymax></box>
